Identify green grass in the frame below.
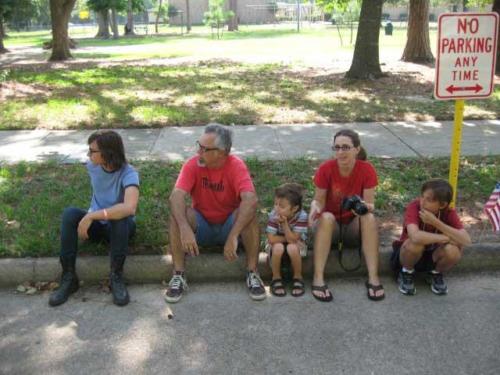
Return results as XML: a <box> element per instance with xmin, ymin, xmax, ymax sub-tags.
<box><xmin>2</xmin><ymin>62</ymin><xmax>498</xmax><ymax>129</ymax></box>
<box><xmin>0</xmin><ymin>156</ymin><xmax>498</xmax><ymax>258</ymax></box>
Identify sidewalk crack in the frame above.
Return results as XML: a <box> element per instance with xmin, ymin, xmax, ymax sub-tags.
<box><xmin>379</xmin><ymin>123</ymin><xmax>424</xmax><ymax>159</ymax></box>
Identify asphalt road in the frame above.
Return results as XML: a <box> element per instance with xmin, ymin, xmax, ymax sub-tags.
<box><xmin>1</xmin><ymin>272</ymin><xmax>499</xmax><ymax>375</ymax></box>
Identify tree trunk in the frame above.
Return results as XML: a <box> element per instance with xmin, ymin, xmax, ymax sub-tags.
<box><xmin>401</xmin><ymin>0</ymin><xmax>434</xmax><ymax>63</ymax></box>
<box><xmin>345</xmin><ymin>0</ymin><xmax>384</xmax><ymax>79</ymax></box>
<box><xmin>0</xmin><ymin>15</ymin><xmax>8</xmax><ymax>54</ymax></box>
<box><xmin>95</xmin><ymin>9</ymin><xmax>111</xmax><ymax>39</ymax></box>
<box><xmin>155</xmin><ymin>0</ymin><xmax>163</xmax><ymax>34</ymax></box>
<box><xmin>110</xmin><ymin>8</ymin><xmax>119</xmax><ymax>39</ymax></box>
<box><xmin>185</xmin><ymin>0</ymin><xmax>191</xmax><ymax>33</ymax></box>
<box><xmin>125</xmin><ymin>0</ymin><xmax>135</xmax><ymax>35</ymax></box>
<box><xmin>228</xmin><ymin>0</ymin><xmax>238</xmax><ymax>31</ymax></box>
<box><xmin>494</xmin><ymin>0</ymin><xmax>500</xmax><ymax>74</ymax></box>
<box><xmin>49</xmin><ymin>0</ymin><xmax>77</xmax><ymax>61</ymax></box>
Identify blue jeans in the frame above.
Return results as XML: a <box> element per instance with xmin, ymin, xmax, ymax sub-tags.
<box><xmin>60</xmin><ymin>207</ymin><xmax>135</xmax><ymax>262</ymax></box>
<box><xmin>194</xmin><ymin>210</ymin><xmax>235</xmax><ymax>247</ymax></box>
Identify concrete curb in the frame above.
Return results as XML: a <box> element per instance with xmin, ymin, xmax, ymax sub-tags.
<box><xmin>0</xmin><ymin>243</ymin><xmax>498</xmax><ymax>286</ymax></box>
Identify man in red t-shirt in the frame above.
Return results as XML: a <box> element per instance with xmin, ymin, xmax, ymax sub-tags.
<box><xmin>165</xmin><ymin>124</ymin><xmax>265</xmax><ymax>303</ymax></box>
<box><xmin>393</xmin><ymin>179</ymin><xmax>471</xmax><ymax>296</ymax></box>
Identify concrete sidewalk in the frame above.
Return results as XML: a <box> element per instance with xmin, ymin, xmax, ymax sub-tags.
<box><xmin>1</xmin><ymin>119</ymin><xmax>500</xmax><ymax>163</ymax></box>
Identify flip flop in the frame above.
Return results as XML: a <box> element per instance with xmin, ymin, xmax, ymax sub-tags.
<box><xmin>365</xmin><ymin>281</ymin><xmax>385</xmax><ymax>301</ymax></box>
<box><xmin>311</xmin><ymin>284</ymin><xmax>333</xmax><ymax>302</ymax></box>
<box><xmin>270</xmin><ymin>279</ymin><xmax>286</xmax><ymax>297</ymax></box>
<box><xmin>291</xmin><ymin>278</ymin><xmax>305</xmax><ymax>297</ymax></box>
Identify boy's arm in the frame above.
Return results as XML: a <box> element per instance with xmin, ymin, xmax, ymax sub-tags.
<box><xmin>407</xmin><ymin>223</ymin><xmax>450</xmax><ymax>246</ymax></box>
<box><xmin>267</xmin><ymin>233</ymin><xmax>287</xmax><ymax>244</ymax></box>
<box><xmin>281</xmin><ymin>220</ymin><xmax>301</xmax><ymax>243</ymax></box>
<box><xmin>419</xmin><ymin>209</ymin><xmax>472</xmax><ymax>247</ymax></box>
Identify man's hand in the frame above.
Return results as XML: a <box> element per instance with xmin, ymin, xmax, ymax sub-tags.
<box><xmin>419</xmin><ymin>209</ymin><xmax>440</xmax><ymax>226</ymax></box>
<box><xmin>77</xmin><ymin>215</ymin><xmax>93</xmax><ymax>240</ymax></box>
<box><xmin>224</xmin><ymin>235</ymin><xmax>238</xmax><ymax>261</ymax></box>
<box><xmin>180</xmin><ymin>226</ymin><xmax>199</xmax><ymax>256</ymax></box>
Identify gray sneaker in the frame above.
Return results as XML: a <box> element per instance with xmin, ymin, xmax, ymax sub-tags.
<box><xmin>430</xmin><ymin>272</ymin><xmax>448</xmax><ymax>295</ymax></box>
<box><xmin>165</xmin><ymin>274</ymin><xmax>188</xmax><ymax>303</ymax></box>
<box><xmin>398</xmin><ymin>270</ymin><xmax>416</xmax><ymax>296</ymax></box>
<box><xmin>246</xmin><ymin>271</ymin><xmax>266</xmax><ymax>301</ymax></box>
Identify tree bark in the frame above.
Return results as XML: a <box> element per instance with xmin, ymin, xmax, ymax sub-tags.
<box><xmin>110</xmin><ymin>8</ymin><xmax>119</xmax><ymax>39</ymax></box>
<box><xmin>185</xmin><ymin>0</ymin><xmax>191</xmax><ymax>33</ymax></box>
<box><xmin>401</xmin><ymin>0</ymin><xmax>434</xmax><ymax>63</ymax></box>
<box><xmin>494</xmin><ymin>0</ymin><xmax>500</xmax><ymax>74</ymax></box>
<box><xmin>228</xmin><ymin>0</ymin><xmax>238</xmax><ymax>31</ymax></box>
<box><xmin>95</xmin><ymin>9</ymin><xmax>110</xmax><ymax>39</ymax></box>
<box><xmin>345</xmin><ymin>0</ymin><xmax>384</xmax><ymax>79</ymax></box>
<box><xmin>155</xmin><ymin>0</ymin><xmax>163</xmax><ymax>34</ymax></box>
<box><xmin>49</xmin><ymin>0</ymin><xmax>77</xmax><ymax>61</ymax></box>
<box><xmin>0</xmin><ymin>14</ymin><xmax>8</xmax><ymax>54</ymax></box>
<box><xmin>125</xmin><ymin>0</ymin><xmax>135</xmax><ymax>35</ymax></box>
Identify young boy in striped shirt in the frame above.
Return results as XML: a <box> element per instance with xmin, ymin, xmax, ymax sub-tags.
<box><xmin>266</xmin><ymin>183</ymin><xmax>308</xmax><ymax>297</ymax></box>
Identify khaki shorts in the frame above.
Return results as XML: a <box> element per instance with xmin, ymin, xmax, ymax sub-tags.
<box><xmin>265</xmin><ymin>240</ymin><xmax>308</xmax><ymax>259</ymax></box>
<box><xmin>313</xmin><ymin>216</ymin><xmax>361</xmax><ymax>248</ymax></box>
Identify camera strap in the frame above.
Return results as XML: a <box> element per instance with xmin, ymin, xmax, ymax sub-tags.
<box><xmin>337</xmin><ymin>208</ymin><xmax>362</xmax><ymax>272</ymax></box>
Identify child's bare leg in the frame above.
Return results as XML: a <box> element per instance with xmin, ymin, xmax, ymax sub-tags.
<box><xmin>400</xmin><ymin>239</ymin><xmax>425</xmax><ymax>269</ymax></box>
<box><xmin>271</xmin><ymin>243</ymin><xmax>285</xmax><ymax>280</ymax></box>
<box><xmin>433</xmin><ymin>243</ymin><xmax>462</xmax><ymax>273</ymax></box>
<box><xmin>286</xmin><ymin>243</ymin><xmax>303</xmax><ymax>280</ymax></box>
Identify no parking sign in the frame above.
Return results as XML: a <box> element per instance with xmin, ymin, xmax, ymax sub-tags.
<box><xmin>434</xmin><ymin>13</ymin><xmax>498</xmax><ymax>100</ymax></box>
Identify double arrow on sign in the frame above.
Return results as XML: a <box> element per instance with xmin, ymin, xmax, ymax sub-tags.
<box><xmin>446</xmin><ymin>84</ymin><xmax>483</xmax><ymax>94</ymax></box>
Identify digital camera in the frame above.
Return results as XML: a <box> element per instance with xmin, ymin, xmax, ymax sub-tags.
<box><xmin>342</xmin><ymin>195</ymin><xmax>368</xmax><ymax>216</ymax></box>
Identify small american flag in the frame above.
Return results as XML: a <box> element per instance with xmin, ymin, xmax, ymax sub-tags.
<box><xmin>484</xmin><ymin>182</ymin><xmax>500</xmax><ymax>233</ymax></box>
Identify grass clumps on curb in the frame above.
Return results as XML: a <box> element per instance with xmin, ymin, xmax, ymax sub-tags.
<box><xmin>0</xmin><ymin>156</ymin><xmax>498</xmax><ymax>258</ymax></box>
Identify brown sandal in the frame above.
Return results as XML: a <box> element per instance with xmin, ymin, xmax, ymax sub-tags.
<box><xmin>311</xmin><ymin>284</ymin><xmax>333</xmax><ymax>302</ymax></box>
<box><xmin>270</xmin><ymin>279</ymin><xmax>286</xmax><ymax>297</ymax></box>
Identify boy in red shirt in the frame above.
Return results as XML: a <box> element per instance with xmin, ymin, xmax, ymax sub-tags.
<box><xmin>393</xmin><ymin>179</ymin><xmax>471</xmax><ymax>295</ymax></box>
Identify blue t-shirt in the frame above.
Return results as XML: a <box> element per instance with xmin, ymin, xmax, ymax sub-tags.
<box><xmin>87</xmin><ymin>161</ymin><xmax>140</xmax><ymax>218</ymax></box>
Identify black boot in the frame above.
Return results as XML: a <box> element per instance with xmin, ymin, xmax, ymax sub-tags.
<box><xmin>110</xmin><ymin>257</ymin><xmax>129</xmax><ymax>306</ymax></box>
<box><xmin>49</xmin><ymin>257</ymin><xmax>79</xmax><ymax>307</ymax></box>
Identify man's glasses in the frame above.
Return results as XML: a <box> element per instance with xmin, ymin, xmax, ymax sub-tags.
<box><xmin>196</xmin><ymin>141</ymin><xmax>219</xmax><ymax>153</ymax></box>
<box><xmin>332</xmin><ymin>145</ymin><xmax>353</xmax><ymax>152</ymax></box>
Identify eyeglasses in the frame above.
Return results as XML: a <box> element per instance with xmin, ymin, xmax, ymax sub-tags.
<box><xmin>196</xmin><ymin>141</ymin><xmax>219</xmax><ymax>153</ymax></box>
<box><xmin>332</xmin><ymin>145</ymin><xmax>353</xmax><ymax>152</ymax></box>
<box><xmin>88</xmin><ymin>148</ymin><xmax>101</xmax><ymax>155</ymax></box>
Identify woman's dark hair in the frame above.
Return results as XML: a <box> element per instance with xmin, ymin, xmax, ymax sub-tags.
<box><xmin>88</xmin><ymin>130</ymin><xmax>127</xmax><ymax>170</ymax></box>
<box><xmin>421</xmin><ymin>179</ymin><xmax>453</xmax><ymax>205</ymax></box>
<box><xmin>333</xmin><ymin>128</ymin><xmax>367</xmax><ymax>160</ymax></box>
<box><xmin>275</xmin><ymin>183</ymin><xmax>304</xmax><ymax>211</ymax></box>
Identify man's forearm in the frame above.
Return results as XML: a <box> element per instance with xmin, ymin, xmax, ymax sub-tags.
<box><xmin>170</xmin><ymin>196</ymin><xmax>190</xmax><ymax>230</ymax></box>
<box><xmin>228</xmin><ymin>200</ymin><xmax>256</xmax><ymax>238</ymax></box>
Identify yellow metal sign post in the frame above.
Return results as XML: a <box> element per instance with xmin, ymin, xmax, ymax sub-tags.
<box><xmin>448</xmin><ymin>99</ymin><xmax>465</xmax><ymax>208</ymax></box>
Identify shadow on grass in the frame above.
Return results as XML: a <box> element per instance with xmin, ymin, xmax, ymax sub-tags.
<box><xmin>1</xmin><ymin>61</ymin><xmax>499</xmax><ymax>130</ymax></box>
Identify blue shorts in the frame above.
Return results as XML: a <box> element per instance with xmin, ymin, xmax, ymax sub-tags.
<box><xmin>195</xmin><ymin>210</ymin><xmax>235</xmax><ymax>247</ymax></box>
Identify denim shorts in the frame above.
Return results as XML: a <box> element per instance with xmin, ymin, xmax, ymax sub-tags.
<box><xmin>195</xmin><ymin>210</ymin><xmax>235</xmax><ymax>246</ymax></box>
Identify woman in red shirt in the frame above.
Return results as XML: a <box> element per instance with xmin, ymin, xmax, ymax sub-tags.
<box><xmin>308</xmin><ymin>129</ymin><xmax>384</xmax><ymax>302</ymax></box>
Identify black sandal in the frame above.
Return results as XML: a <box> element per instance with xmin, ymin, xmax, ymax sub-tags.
<box><xmin>270</xmin><ymin>279</ymin><xmax>286</xmax><ymax>297</ymax></box>
<box><xmin>365</xmin><ymin>281</ymin><xmax>385</xmax><ymax>301</ymax></box>
<box><xmin>291</xmin><ymin>278</ymin><xmax>305</xmax><ymax>297</ymax></box>
<box><xmin>311</xmin><ymin>284</ymin><xmax>333</xmax><ymax>302</ymax></box>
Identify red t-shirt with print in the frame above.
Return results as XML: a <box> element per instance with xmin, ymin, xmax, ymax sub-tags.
<box><xmin>394</xmin><ymin>199</ymin><xmax>463</xmax><ymax>246</ymax></box>
<box><xmin>313</xmin><ymin>159</ymin><xmax>378</xmax><ymax>224</ymax></box>
<box><xmin>175</xmin><ymin>155</ymin><xmax>255</xmax><ymax>224</ymax></box>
